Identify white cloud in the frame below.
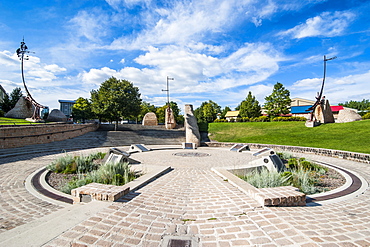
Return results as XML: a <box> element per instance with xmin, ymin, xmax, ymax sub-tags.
<box><xmin>44</xmin><ymin>64</ymin><xmax>67</xmax><ymax>73</ymax></box>
<box><xmin>292</xmin><ymin>78</ymin><xmax>322</xmax><ymax>89</ymax></box>
<box><xmin>110</xmin><ymin>0</ymin><xmax>251</xmax><ymax>50</ymax></box>
<box><xmin>79</xmin><ymin>42</ymin><xmax>283</xmax><ymax>104</ymax></box>
<box><xmin>68</xmin><ymin>9</ymin><xmax>110</xmax><ymax>43</ymax></box>
<box><xmin>280</xmin><ymin>11</ymin><xmax>355</xmax><ymax>39</ymax></box>
<box><xmin>291</xmin><ymin>71</ymin><xmax>370</xmax><ymax>105</ymax></box>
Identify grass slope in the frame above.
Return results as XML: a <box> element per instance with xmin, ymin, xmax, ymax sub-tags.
<box><xmin>0</xmin><ymin>117</ymin><xmax>35</xmax><ymax>125</ymax></box>
<box><xmin>208</xmin><ymin>120</ymin><xmax>370</xmax><ymax>154</ymax></box>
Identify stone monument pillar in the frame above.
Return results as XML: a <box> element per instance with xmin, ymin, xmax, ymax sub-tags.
<box><xmin>165</xmin><ymin>107</ymin><xmax>176</xmax><ymax>129</ymax></box>
<box><xmin>184</xmin><ymin>104</ymin><xmax>201</xmax><ymax>147</ymax></box>
<box><xmin>314</xmin><ymin>99</ymin><xmax>335</xmax><ymax>123</ymax></box>
<box><xmin>142</xmin><ymin>112</ymin><xmax>158</xmax><ymax>126</ymax></box>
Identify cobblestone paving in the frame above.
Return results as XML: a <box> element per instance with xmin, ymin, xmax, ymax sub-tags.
<box><xmin>1</xmin><ymin>144</ymin><xmax>370</xmax><ymax>246</ymax></box>
<box><xmin>45</xmin><ymin>149</ymin><xmax>370</xmax><ymax>247</ymax></box>
<box><xmin>0</xmin><ymin>154</ymin><xmax>64</xmax><ymax>233</ymax></box>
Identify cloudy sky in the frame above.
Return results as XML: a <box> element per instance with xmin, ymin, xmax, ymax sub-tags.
<box><xmin>1</xmin><ymin>0</ymin><xmax>370</xmax><ymax>112</ymax></box>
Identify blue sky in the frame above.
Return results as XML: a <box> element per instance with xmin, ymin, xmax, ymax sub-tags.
<box><xmin>1</xmin><ymin>0</ymin><xmax>370</xmax><ymax>112</ymax></box>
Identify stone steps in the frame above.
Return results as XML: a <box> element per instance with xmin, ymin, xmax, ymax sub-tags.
<box><xmin>0</xmin><ymin>126</ymin><xmax>185</xmax><ymax>159</ymax></box>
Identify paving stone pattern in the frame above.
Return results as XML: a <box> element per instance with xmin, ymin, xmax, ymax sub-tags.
<box><xmin>0</xmin><ymin>128</ymin><xmax>370</xmax><ymax>246</ymax></box>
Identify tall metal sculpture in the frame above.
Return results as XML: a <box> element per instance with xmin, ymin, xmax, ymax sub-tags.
<box><xmin>307</xmin><ymin>55</ymin><xmax>337</xmax><ymax>121</ymax></box>
<box><xmin>16</xmin><ymin>39</ymin><xmax>45</xmax><ymax>120</ymax></box>
<box><xmin>162</xmin><ymin>76</ymin><xmax>175</xmax><ymax>127</ymax></box>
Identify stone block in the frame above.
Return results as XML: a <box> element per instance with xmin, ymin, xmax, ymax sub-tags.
<box><xmin>142</xmin><ymin>112</ymin><xmax>158</xmax><ymax>126</ymax></box>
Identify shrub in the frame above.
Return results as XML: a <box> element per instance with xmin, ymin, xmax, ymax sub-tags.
<box><xmin>240</xmin><ymin>155</ymin><xmax>328</xmax><ymax>195</ymax></box>
<box><xmin>251</xmin><ymin>116</ymin><xmax>269</xmax><ymax>122</ymax></box>
<box><xmin>242</xmin><ymin>117</ymin><xmax>250</xmax><ymax>122</ymax></box>
<box><xmin>47</xmin><ymin>152</ymin><xmax>106</xmax><ymax>174</ymax></box>
<box><xmin>61</xmin><ymin>161</ymin><xmax>139</xmax><ymax>194</ymax></box>
<box><xmin>362</xmin><ymin>112</ymin><xmax>370</xmax><ymax>119</ymax></box>
<box><xmin>240</xmin><ymin>168</ymin><xmax>291</xmax><ymax>188</ymax></box>
<box><xmin>272</xmin><ymin>116</ymin><xmax>307</xmax><ymax>121</ymax></box>
<box><xmin>236</xmin><ymin>117</ymin><xmax>242</xmax><ymax>122</ymax></box>
<box><xmin>47</xmin><ymin>154</ymin><xmax>75</xmax><ymax>173</ymax></box>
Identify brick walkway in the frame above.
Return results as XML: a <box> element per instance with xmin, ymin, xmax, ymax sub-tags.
<box><xmin>0</xmin><ymin>140</ymin><xmax>370</xmax><ymax>246</ymax></box>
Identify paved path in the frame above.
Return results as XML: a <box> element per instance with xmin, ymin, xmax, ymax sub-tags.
<box><xmin>0</xmin><ymin>131</ymin><xmax>370</xmax><ymax>246</ymax></box>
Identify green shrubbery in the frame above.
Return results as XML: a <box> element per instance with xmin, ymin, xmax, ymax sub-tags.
<box><xmin>47</xmin><ymin>152</ymin><xmax>140</xmax><ymax>194</ymax></box>
<box><xmin>61</xmin><ymin>161</ymin><xmax>139</xmax><ymax>194</ymax></box>
<box><xmin>271</xmin><ymin>116</ymin><xmax>307</xmax><ymax>121</ymax></box>
<box><xmin>362</xmin><ymin>112</ymin><xmax>370</xmax><ymax>119</ymax></box>
<box><xmin>239</xmin><ymin>153</ymin><xmax>329</xmax><ymax>195</ymax></box>
<box><xmin>214</xmin><ymin>116</ymin><xmax>306</xmax><ymax>123</ymax></box>
<box><xmin>47</xmin><ymin>152</ymin><xmax>105</xmax><ymax>174</ymax></box>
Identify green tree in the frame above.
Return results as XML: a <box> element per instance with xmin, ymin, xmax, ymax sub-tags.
<box><xmin>10</xmin><ymin>87</ymin><xmax>22</xmax><ymax>107</ymax></box>
<box><xmin>194</xmin><ymin>100</ymin><xmax>221</xmax><ymax>123</ymax></box>
<box><xmin>0</xmin><ymin>87</ymin><xmax>23</xmax><ymax>112</ymax></box>
<box><xmin>264</xmin><ymin>82</ymin><xmax>291</xmax><ymax>117</ymax></box>
<box><xmin>221</xmin><ymin>106</ymin><xmax>231</xmax><ymax>119</ymax></box>
<box><xmin>138</xmin><ymin>101</ymin><xmax>157</xmax><ymax>122</ymax></box>
<box><xmin>72</xmin><ymin>97</ymin><xmax>93</xmax><ymax>123</ymax></box>
<box><xmin>236</xmin><ymin>91</ymin><xmax>261</xmax><ymax>118</ymax></box>
<box><xmin>339</xmin><ymin>99</ymin><xmax>370</xmax><ymax>111</ymax></box>
<box><xmin>90</xmin><ymin>77</ymin><xmax>141</xmax><ymax>127</ymax></box>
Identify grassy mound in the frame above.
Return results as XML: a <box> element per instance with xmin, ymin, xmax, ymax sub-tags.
<box><xmin>208</xmin><ymin>120</ymin><xmax>370</xmax><ymax>154</ymax></box>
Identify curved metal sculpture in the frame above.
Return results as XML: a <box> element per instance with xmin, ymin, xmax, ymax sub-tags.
<box><xmin>16</xmin><ymin>39</ymin><xmax>45</xmax><ymax>120</ymax></box>
<box><xmin>307</xmin><ymin>55</ymin><xmax>337</xmax><ymax>121</ymax></box>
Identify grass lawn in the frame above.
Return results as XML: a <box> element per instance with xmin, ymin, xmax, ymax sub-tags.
<box><xmin>0</xmin><ymin>117</ymin><xmax>37</xmax><ymax>125</ymax></box>
<box><xmin>208</xmin><ymin>120</ymin><xmax>370</xmax><ymax>154</ymax></box>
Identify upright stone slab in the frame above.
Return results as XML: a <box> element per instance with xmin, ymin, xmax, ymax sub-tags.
<box><xmin>47</xmin><ymin>109</ymin><xmax>68</xmax><ymax>122</ymax></box>
<box><xmin>142</xmin><ymin>112</ymin><xmax>158</xmax><ymax>126</ymax></box>
<box><xmin>4</xmin><ymin>97</ymin><xmax>34</xmax><ymax>119</ymax></box>
<box><xmin>184</xmin><ymin>104</ymin><xmax>200</xmax><ymax>147</ymax></box>
<box><xmin>165</xmin><ymin>107</ymin><xmax>176</xmax><ymax>129</ymax></box>
<box><xmin>314</xmin><ymin>99</ymin><xmax>334</xmax><ymax>123</ymax></box>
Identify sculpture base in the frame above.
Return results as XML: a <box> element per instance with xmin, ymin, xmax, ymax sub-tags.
<box><xmin>305</xmin><ymin>121</ymin><xmax>320</xmax><ymax>128</ymax></box>
<box><xmin>25</xmin><ymin>118</ymin><xmax>45</xmax><ymax>123</ymax></box>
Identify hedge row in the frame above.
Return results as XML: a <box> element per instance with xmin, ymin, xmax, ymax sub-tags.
<box><xmin>213</xmin><ymin>116</ymin><xmax>307</xmax><ymax>123</ymax></box>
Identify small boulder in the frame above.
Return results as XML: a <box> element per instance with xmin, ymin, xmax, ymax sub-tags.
<box><xmin>47</xmin><ymin>109</ymin><xmax>68</xmax><ymax>122</ymax></box>
<box><xmin>336</xmin><ymin>108</ymin><xmax>362</xmax><ymax>123</ymax></box>
<box><xmin>5</xmin><ymin>97</ymin><xmax>34</xmax><ymax>119</ymax></box>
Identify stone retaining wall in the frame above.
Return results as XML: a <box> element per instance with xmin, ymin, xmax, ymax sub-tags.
<box><xmin>204</xmin><ymin>142</ymin><xmax>370</xmax><ymax>164</ymax></box>
<box><xmin>0</xmin><ymin>123</ymin><xmax>99</xmax><ymax>149</ymax></box>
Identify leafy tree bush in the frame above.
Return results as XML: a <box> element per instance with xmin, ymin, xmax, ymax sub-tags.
<box><xmin>236</xmin><ymin>91</ymin><xmax>261</xmax><ymax>118</ymax></box>
<box><xmin>264</xmin><ymin>82</ymin><xmax>291</xmax><ymax>118</ymax></box>
<box><xmin>251</xmin><ymin>116</ymin><xmax>269</xmax><ymax>122</ymax></box>
<box><xmin>272</xmin><ymin>116</ymin><xmax>306</xmax><ymax>121</ymax></box>
<box><xmin>194</xmin><ymin>100</ymin><xmax>221</xmax><ymax>123</ymax></box>
<box><xmin>362</xmin><ymin>112</ymin><xmax>370</xmax><ymax>119</ymax></box>
<box><xmin>0</xmin><ymin>87</ymin><xmax>23</xmax><ymax>112</ymax></box>
<box><xmin>339</xmin><ymin>99</ymin><xmax>370</xmax><ymax>111</ymax></box>
<box><xmin>90</xmin><ymin>77</ymin><xmax>141</xmax><ymax>126</ymax></box>
<box><xmin>72</xmin><ymin>97</ymin><xmax>93</xmax><ymax>123</ymax></box>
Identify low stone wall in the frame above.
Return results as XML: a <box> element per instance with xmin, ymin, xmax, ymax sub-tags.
<box><xmin>203</xmin><ymin>142</ymin><xmax>370</xmax><ymax>164</ymax></box>
<box><xmin>0</xmin><ymin>123</ymin><xmax>99</xmax><ymax>149</ymax></box>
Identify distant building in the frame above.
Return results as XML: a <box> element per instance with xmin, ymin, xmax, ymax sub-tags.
<box><xmin>41</xmin><ymin>106</ymin><xmax>50</xmax><ymax>119</ymax></box>
<box><xmin>291</xmin><ymin>97</ymin><xmax>315</xmax><ymax>106</ymax></box>
<box><xmin>225</xmin><ymin>111</ymin><xmax>240</xmax><ymax>121</ymax></box>
<box><xmin>0</xmin><ymin>85</ymin><xmax>6</xmax><ymax>104</ymax></box>
<box><xmin>58</xmin><ymin>99</ymin><xmax>76</xmax><ymax>117</ymax></box>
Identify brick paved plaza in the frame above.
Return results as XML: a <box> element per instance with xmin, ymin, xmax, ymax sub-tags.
<box><xmin>0</xmin><ymin>131</ymin><xmax>370</xmax><ymax>246</ymax></box>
